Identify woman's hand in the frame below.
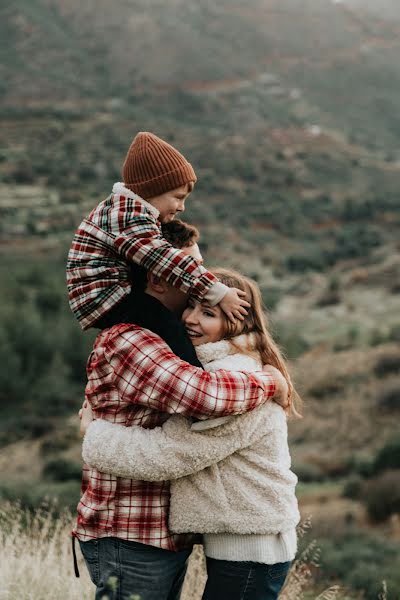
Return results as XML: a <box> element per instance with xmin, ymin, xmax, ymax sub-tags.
<box><xmin>78</xmin><ymin>400</ymin><xmax>95</xmax><ymax>437</ymax></box>
<box><xmin>263</xmin><ymin>364</ymin><xmax>289</xmax><ymax>409</ymax></box>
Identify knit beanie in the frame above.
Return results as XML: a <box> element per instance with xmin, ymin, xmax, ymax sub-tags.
<box><xmin>122</xmin><ymin>132</ymin><xmax>197</xmax><ymax>199</ymax></box>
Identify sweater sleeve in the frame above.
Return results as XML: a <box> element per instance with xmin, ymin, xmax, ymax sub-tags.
<box><xmin>113</xmin><ymin>214</ymin><xmax>227</xmax><ymax>304</ymax></box>
<box><xmin>82</xmin><ymin>405</ymin><xmax>279</xmax><ymax>481</ymax></box>
<box><xmin>83</xmin><ymin>410</ymin><xmax>256</xmax><ymax>481</ymax></box>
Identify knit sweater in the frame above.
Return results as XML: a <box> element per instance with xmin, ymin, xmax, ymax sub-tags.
<box><xmin>83</xmin><ymin>334</ymin><xmax>300</xmax><ymax>562</ymax></box>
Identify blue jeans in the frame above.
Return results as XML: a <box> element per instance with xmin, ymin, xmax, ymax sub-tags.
<box><xmin>202</xmin><ymin>558</ymin><xmax>291</xmax><ymax>600</ymax></box>
<box><xmin>79</xmin><ymin>537</ymin><xmax>191</xmax><ymax>600</ymax></box>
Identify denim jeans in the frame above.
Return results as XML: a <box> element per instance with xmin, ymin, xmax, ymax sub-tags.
<box><xmin>202</xmin><ymin>558</ymin><xmax>291</xmax><ymax>600</ymax></box>
<box><xmin>79</xmin><ymin>537</ymin><xmax>191</xmax><ymax>600</ymax></box>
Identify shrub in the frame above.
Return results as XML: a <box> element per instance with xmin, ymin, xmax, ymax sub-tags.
<box><xmin>388</xmin><ymin>323</ymin><xmax>400</xmax><ymax>343</ymax></box>
<box><xmin>285</xmin><ymin>250</ymin><xmax>326</xmax><ymax>272</ymax></box>
<box><xmin>259</xmin><ymin>285</ymin><xmax>282</xmax><ymax>311</ymax></box>
<box><xmin>374</xmin><ymin>353</ymin><xmax>400</xmax><ymax>378</ymax></box>
<box><xmin>362</xmin><ymin>470</ymin><xmax>400</xmax><ymax>522</ymax></box>
<box><xmin>292</xmin><ymin>463</ymin><xmax>325</xmax><ymax>483</ymax></box>
<box><xmin>43</xmin><ymin>458</ymin><xmax>82</xmax><ymax>482</ymax></box>
<box><xmin>40</xmin><ymin>429</ymin><xmax>78</xmax><ymax>455</ymax></box>
<box><xmin>348</xmin><ymin>455</ymin><xmax>375</xmax><ymax>478</ymax></box>
<box><xmin>0</xmin><ymin>416</ymin><xmax>55</xmax><ymax>448</ymax></box>
<box><xmin>315</xmin><ymin>289</ymin><xmax>341</xmax><ymax>307</ymax></box>
<box><xmin>308</xmin><ymin>376</ymin><xmax>346</xmax><ymax>400</ymax></box>
<box><xmin>273</xmin><ymin>323</ymin><xmax>310</xmax><ymax>359</ymax></box>
<box><xmin>318</xmin><ymin>532</ymin><xmax>400</xmax><ymax>600</ymax></box>
<box><xmin>377</xmin><ymin>384</ymin><xmax>400</xmax><ymax>411</ymax></box>
<box><xmin>373</xmin><ymin>438</ymin><xmax>400</xmax><ymax>473</ymax></box>
<box><xmin>369</xmin><ymin>328</ymin><xmax>388</xmax><ymax>347</ymax></box>
<box><xmin>342</xmin><ymin>475</ymin><xmax>363</xmax><ymax>500</ymax></box>
<box><xmin>0</xmin><ymin>480</ymin><xmax>81</xmax><ymax>513</ymax></box>
<box><xmin>35</xmin><ymin>287</ymin><xmax>63</xmax><ymax>316</ymax></box>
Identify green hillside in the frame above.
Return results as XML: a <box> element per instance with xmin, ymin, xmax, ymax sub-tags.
<box><xmin>2</xmin><ymin>0</ymin><xmax>400</xmax><ymax>151</ymax></box>
<box><xmin>1</xmin><ymin>1</ymin><xmax>400</xmax><ymax>597</ymax></box>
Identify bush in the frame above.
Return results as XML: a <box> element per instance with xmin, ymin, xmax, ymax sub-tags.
<box><xmin>315</xmin><ymin>289</ymin><xmax>341</xmax><ymax>307</ymax></box>
<box><xmin>0</xmin><ymin>257</ymin><xmax>90</xmax><ymax>421</ymax></box>
<box><xmin>43</xmin><ymin>458</ymin><xmax>82</xmax><ymax>482</ymax></box>
<box><xmin>362</xmin><ymin>470</ymin><xmax>400</xmax><ymax>522</ymax></box>
<box><xmin>374</xmin><ymin>353</ymin><xmax>400</xmax><ymax>378</ymax></box>
<box><xmin>0</xmin><ymin>480</ymin><xmax>81</xmax><ymax>513</ymax></box>
<box><xmin>342</xmin><ymin>475</ymin><xmax>363</xmax><ymax>500</ymax></box>
<box><xmin>377</xmin><ymin>384</ymin><xmax>400</xmax><ymax>411</ymax></box>
<box><xmin>285</xmin><ymin>250</ymin><xmax>326</xmax><ymax>272</ymax></box>
<box><xmin>373</xmin><ymin>438</ymin><xmax>400</xmax><ymax>473</ymax></box>
<box><xmin>308</xmin><ymin>376</ymin><xmax>346</xmax><ymax>400</ymax></box>
<box><xmin>388</xmin><ymin>323</ymin><xmax>400</xmax><ymax>343</ymax></box>
<box><xmin>259</xmin><ymin>285</ymin><xmax>282</xmax><ymax>311</ymax></box>
<box><xmin>273</xmin><ymin>323</ymin><xmax>310</xmax><ymax>359</ymax></box>
<box><xmin>0</xmin><ymin>416</ymin><xmax>55</xmax><ymax>448</ymax></box>
<box><xmin>292</xmin><ymin>463</ymin><xmax>325</xmax><ymax>483</ymax></box>
<box><xmin>318</xmin><ymin>532</ymin><xmax>400</xmax><ymax>600</ymax></box>
<box><xmin>40</xmin><ymin>429</ymin><xmax>77</xmax><ymax>455</ymax></box>
<box><xmin>35</xmin><ymin>287</ymin><xmax>63</xmax><ymax>316</ymax></box>
<box><xmin>348</xmin><ymin>455</ymin><xmax>375</xmax><ymax>478</ymax></box>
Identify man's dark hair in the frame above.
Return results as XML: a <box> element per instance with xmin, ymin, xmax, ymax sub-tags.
<box><xmin>131</xmin><ymin>220</ymin><xmax>200</xmax><ymax>290</ymax></box>
<box><xmin>161</xmin><ymin>219</ymin><xmax>199</xmax><ymax>248</ymax></box>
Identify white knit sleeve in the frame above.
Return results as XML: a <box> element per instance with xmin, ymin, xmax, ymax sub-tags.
<box><xmin>82</xmin><ymin>415</ymin><xmax>251</xmax><ymax>481</ymax></box>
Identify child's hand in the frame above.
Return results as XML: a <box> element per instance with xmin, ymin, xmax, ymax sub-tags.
<box><xmin>219</xmin><ymin>288</ymin><xmax>250</xmax><ymax>323</ymax></box>
<box><xmin>78</xmin><ymin>400</ymin><xmax>95</xmax><ymax>437</ymax></box>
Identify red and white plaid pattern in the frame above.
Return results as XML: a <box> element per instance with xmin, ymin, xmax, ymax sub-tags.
<box><xmin>74</xmin><ymin>324</ymin><xmax>276</xmax><ymax>550</ymax></box>
<box><xmin>67</xmin><ymin>187</ymin><xmax>217</xmax><ymax>330</ymax></box>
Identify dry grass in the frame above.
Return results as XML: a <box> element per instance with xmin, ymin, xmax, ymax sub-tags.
<box><xmin>0</xmin><ymin>503</ymin><xmax>93</xmax><ymax>600</ymax></box>
<box><xmin>0</xmin><ymin>505</ymin><xmax>351</xmax><ymax>600</ymax></box>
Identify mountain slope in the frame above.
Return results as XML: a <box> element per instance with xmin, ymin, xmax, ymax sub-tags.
<box><xmin>2</xmin><ymin>0</ymin><xmax>400</xmax><ymax>154</ymax></box>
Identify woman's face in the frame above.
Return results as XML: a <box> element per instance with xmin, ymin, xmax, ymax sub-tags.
<box><xmin>182</xmin><ymin>299</ymin><xmax>225</xmax><ymax>346</ymax></box>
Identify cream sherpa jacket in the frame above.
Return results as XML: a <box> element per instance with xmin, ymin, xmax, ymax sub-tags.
<box><xmin>83</xmin><ymin>334</ymin><xmax>300</xmax><ymax>541</ymax></box>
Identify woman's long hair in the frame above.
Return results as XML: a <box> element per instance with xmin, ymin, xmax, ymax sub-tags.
<box><xmin>211</xmin><ymin>267</ymin><xmax>302</xmax><ymax>418</ymax></box>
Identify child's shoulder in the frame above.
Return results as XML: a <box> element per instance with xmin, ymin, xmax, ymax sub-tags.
<box><xmin>111</xmin><ymin>183</ymin><xmax>159</xmax><ymax>218</ymax></box>
<box><xmin>90</xmin><ymin>183</ymin><xmax>159</xmax><ymax>228</ymax></box>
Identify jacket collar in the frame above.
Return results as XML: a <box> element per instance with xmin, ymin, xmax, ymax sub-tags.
<box><xmin>112</xmin><ymin>182</ymin><xmax>160</xmax><ymax>219</ymax></box>
<box><xmin>195</xmin><ymin>333</ymin><xmax>257</xmax><ymax>365</ymax></box>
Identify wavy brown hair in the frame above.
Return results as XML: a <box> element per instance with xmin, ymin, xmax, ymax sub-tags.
<box><xmin>211</xmin><ymin>267</ymin><xmax>302</xmax><ymax>418</ymax></box>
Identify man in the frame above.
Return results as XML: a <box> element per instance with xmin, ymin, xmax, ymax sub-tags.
<box><xmin>75</xmin><ymin>221</ymin><xmax>288</xmax><ymax>600</ymax></box>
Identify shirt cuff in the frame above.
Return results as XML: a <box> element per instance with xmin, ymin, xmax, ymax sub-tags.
<box><xmin>204</xmin><ymin>282</ymin><xmax>230</xmax><ymax>306</ymax></box>
<box><xmin>256</xmin><ymin>372</ymin><xmax>276</xmax><ymax>397</ymax></box>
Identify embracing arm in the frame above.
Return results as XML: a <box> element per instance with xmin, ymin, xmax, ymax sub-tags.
<box><xmin>88</xmin><ymin>326</ymin><xmax>278</xmax><ymax>419</ymax></box>
<box><xmin>82</xmin><ymin>406</ymin><xmax>275</xmax><ymax>481</ymax></box>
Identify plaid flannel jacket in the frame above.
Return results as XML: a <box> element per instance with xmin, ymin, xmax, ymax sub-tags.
<box><xmin>66</xmin><ymin>183</ymin><xmax>219</xmax><ymax>330</ymax></box>
<box><xmin>74</xmin><ymin>324</ymin><xmax>276</xmax><ymax>550</ymax></box>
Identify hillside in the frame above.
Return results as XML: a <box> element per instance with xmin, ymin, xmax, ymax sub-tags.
<box><xmin>2</xmin><ymin>0</ymin><xmax>400</xmax><ymax>151</ymax></box>
<box><xmin>1</xmin><ymin>1</ymin><xmax>400</xmax><ymax>597</ymax></box>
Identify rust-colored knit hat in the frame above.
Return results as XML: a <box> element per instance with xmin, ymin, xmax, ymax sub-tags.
<box><xmin>122</xmin><ymin>132</ymin><xmax>197</xmax><ymax>199</ymax></box>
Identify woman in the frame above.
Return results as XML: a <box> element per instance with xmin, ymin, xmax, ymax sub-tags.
<box><xmin>80</xmin><ymin>268</ymin><xmax>301</xmax><ymax>600</ymax></box>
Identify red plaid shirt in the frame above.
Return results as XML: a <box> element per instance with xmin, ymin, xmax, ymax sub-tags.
<box><xmin>67</xmin><ymin>183</ymin><xmax>222</xmax><ymax>330</ymax></box>
<box><xmin>74</xmin><ymin>324</ymin><xmax>276</xmax><ymax>550</ymax></box>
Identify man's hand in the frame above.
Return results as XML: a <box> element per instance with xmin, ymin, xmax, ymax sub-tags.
<box><xmin>219</xmin><ymin>288</ymin><xmax>250</xmax><ymax>323</ymax></box>
<box><xmin>263</xmin><ymin>365</ymin><xmax>289</xmax><ymax>409</ymax></box>
<box><xmin>78</xmin><ymin>400</ymin><xmax>95</xmax><ymax>437</ymax></box>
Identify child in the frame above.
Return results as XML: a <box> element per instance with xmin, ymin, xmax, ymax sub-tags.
<box><xmin>66</xmin><ymin>132</ymin><xmax>249</xmax><ymax>331</ymax></box>
<box><xmin>81</xmin><ymin>268</ymin><xmax>301</xmax><ymax>600</ymax></box>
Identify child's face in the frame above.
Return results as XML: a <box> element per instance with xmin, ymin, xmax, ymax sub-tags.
<box><xmin>148</xmin><ymin>184</ymin><xmax>191</xmax><ymax>223</ymax></box>
<box><xmin>182</xmin><ymin>299</ymin><xmax>225</xmax><ymax>346</ymax></box>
